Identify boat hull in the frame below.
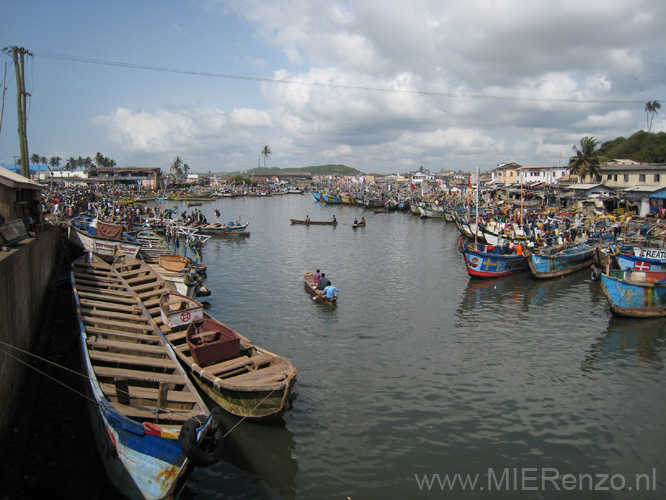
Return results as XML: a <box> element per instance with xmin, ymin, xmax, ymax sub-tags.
<box><xmin>68</xmin><ymin>224</ymin><xmax>141</xmax><ymax>258</ymax></box>
<box><xmin>304</xmin><ymin>271</ymin><xmax>337</xmax><ymax>304</ymax></box>
<box><xmin>599</xmin><ymin>270</ymin><xmax>666</xmax><ymax>318</ymax></box>
<box><xmin>461</xmin><ymin>240</ymin><xmax>527</xmax><ymax>278</ymax></box>
<box><xmin>527</xmin><ymin>245</ymin><xmax>595</xmax><ymax>279</ymax></box>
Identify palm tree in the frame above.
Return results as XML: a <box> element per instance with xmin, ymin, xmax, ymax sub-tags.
<box><xmin>568</xmin><ymin>136</ymin><xmax>605</xmax><ymax>182</ymax></box>
<box><xmin>261</xmin><ymin>145</ymin><xmax>271</xmax><ymax>168</ymax></box>
<box><xmin>94</xmin><ymin>152</ymin><xmax>105</xmax><ymax>168</ymax></box>
<box><xmin>49</xmin><ymin>156</ymin><xmax>61</xmax><ymax>170</ymax></box>
<box><xmin>183</xmin><ymin>163</ymin><xmax>190</xmax><ymax>179</ymax></box>
<box><xmin>644</xmin><ymin>101</ymin><xmax>661</xmax><ymax>132</ymax></box>
<box><xmin>171</xmin><ymin>156</ymin><xmax>184</xmax><ymax>178</ymax></box>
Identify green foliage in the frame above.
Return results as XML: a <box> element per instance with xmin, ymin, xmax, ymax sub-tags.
<box><xmin>299</xmin><ymin>164</ymin><xmax>363</xmax><ymax>175</ymax></box>
<box><xmin>598</xmin><ymin>131</ymin><xmax>666</xmax><ymax>163</ymax></box>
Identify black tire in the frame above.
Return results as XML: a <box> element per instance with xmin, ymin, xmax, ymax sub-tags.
<box><xmin>180</xmin><ymin>408</ymin><xmax>224</xmax><ymax>467</ymax></box>
<box><xmin>591</xmin><ymin>267</ymin><xmax>601</xmax><ymax>281</ymax></box>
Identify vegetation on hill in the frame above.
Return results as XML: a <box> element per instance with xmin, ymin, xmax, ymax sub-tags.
<box><xmin>598</xmin><ymin>131</ymin><xmax>666</xmax><ymax>163</ymax></box>
<box><xmin>229</xmin><ymin>164</ymin><xmax>363</xmax><ymax>176</ymax></box>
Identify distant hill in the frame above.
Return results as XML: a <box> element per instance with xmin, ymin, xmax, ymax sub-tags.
<box><xmin>223</xmin><ymin>164</ymin><xmax>364</xmax><ymax>177</ymax></box>
<box><xmin>599</xmin><ymin>131</ymin><xmax>666</xmax><ymax>163</ymax></box>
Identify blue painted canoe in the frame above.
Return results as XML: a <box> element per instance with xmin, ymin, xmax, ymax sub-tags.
<box><xmin>460</xmin><ymin>237</ymin><xmax>527</xmax><ymax>278</ymax></box>
<box><xmin>312</xmin><ymin>191</ymin><xmax>322</xmax><ymax>201</ymax></box>
<box><xmin>599</xmin><ymin>269</ymin><xmax>666</xmax><ymax>318</ymax></box>
<box><xmin>321</xmin><ymin>193</ymin><xmax>343</xmax><ymax>204</ymax></box>
<box><xmin>612</xmin><ymin>245</ymin><xmax>666</xmax><ymax>272</ymax></box>
<box><xmin>525</xmin><ymin>242</ymin><xmax>596</xmax><ymax>279</ymax></box>
<box><xmin>71</xmin><ymin>254</ymin><xmax>223</xmax><ymax>499</ymax></box>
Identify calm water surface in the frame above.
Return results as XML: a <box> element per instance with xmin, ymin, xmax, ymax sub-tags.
<box><xmin>155</xmin><ymin>194</ymin><xmax>665</xmax><ymax>499</ymax></box>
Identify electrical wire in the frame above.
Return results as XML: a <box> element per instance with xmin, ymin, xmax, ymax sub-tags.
<box><xmin>31</xmin><ymin>50</ymin><xmax>648</xmax><ymax>105</ymax></box>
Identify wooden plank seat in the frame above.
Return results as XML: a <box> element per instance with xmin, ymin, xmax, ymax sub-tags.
<box><xmin>75</xmin><ymin>285</ymin><xmax>136</xmax><ymax>299</ymax></box>
<box><xmin>203</xmin><ymin>353</ymin><xmax>274</xmax><ymax>376</ymax></box>
<box><xmin>77</xmin><ymin>292</ymin><xmax>138</xmax><ymax>307</ymax></box>
<box><xmin>88</xmin><ymin>349</ymin><xmax>178</xmax><ymax>369</ymax></box>
<box><xmin>87</xmin><ymin>337</ymin><xmax>169</xmax><ymax>355</ymax></box>
<box><xmin>93</xmin><ymin>365</ymin><xmax>185</xmax><ymax>385</ymax></box>
<box><xmin>82</xmin><ymin>317</ymin><xmax>155</xmax><ymax>332</ymax></box>
<box><xmin>99</xmin><ymin>381</ymin><xmax>198</xmax><ymax>405</ymax></box>
<box><xmin>84</xmin><ymin>326</ymin><xmax>161</xmax><ymax>343</ymax></box>
<box><xmin>81</xmin><ymin>308</ymin><xmax>148</xmax><ymax>324</ymax></box>
<box><xmin>224</xmin><ymin>363</ymin><xmax>287</xmax><ymax>383</ymax></box>
<box><xmin>108</xmin><ymin>401</ymin><xmax>201</xmax><ymax>423</ymax></box>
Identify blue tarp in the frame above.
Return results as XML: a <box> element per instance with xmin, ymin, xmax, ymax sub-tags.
<box><xmin>648</xmin><ymin>190</ymin><xmax>666</xmax><ymax>199</ymax></box>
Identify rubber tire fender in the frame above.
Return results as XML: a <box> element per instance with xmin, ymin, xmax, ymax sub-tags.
<box><xmin>591</xmin><ymin>267</ymin><xmax>602</xmax><ymax>281</ymax></box>
<box><xmin>180</xmin><ymin>407</ymin><xmax>224</xmax><ymax>467</ymax></box>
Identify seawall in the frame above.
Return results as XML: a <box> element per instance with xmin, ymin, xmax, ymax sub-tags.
<box><xmin>0</xmin><ymin>227</ymin><xmax>61</xmax><ymax>440</ymax></box>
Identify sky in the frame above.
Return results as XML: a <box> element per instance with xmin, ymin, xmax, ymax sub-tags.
<box><xmin>1</xmin><ymin>0</ymin><xmax>665</xmax><ymax>175</ymax></box>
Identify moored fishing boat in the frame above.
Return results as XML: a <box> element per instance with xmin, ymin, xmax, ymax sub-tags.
<box><xmin>111</xmin><ymin>255</ymin><xmax>297</xmax><ymax>420</ymax></box>
<box><xmin>611</xmin><ymin>245</ymin><xmax>666</xmax><ymax>272</ymax></box>
<box><xmin>597</xmin><ymin>268</ymin><xmax>666</xmax><ymax>318</ymax></box>
<box><xmin>68</xmin><ymin>216</ymin><xmax>142</xmax><ymax>258</ymax></box>
<box><xmin>303</xmin><ymin>271</ymin><xmax>338</xmax><ymax>305</ymax></box>
<box><xmin>459</xmin><ymin>237</ymin><xmax>528</xmax><ymax>278</ymax></box>
<box><xmin>71</xmin><ymin>254</ymin><xmax>224</xmax><ymax>500</ymax></box>
<box><xmin>524</xmin><ymin>242</ymin><xmax>596</xmax><ymax>279</ymax></box>
<box><xmin>192</xmin><ymin>220</ymin><xmax>250</xmax><ymax>234</ymax></box>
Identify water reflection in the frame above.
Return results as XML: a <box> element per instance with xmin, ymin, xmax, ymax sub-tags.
<box><xmin>582</xmin><ymin>317</ymin><xmax>666</xmax><ymax>374</ymax></box>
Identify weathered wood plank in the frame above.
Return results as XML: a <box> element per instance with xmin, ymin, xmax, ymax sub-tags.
<box><xmin>93</xmin><ymin>365</ymin><xmax>184</xmax><ymax>385</ymax></box>
<box><xmin>99</xmin><ymin>382</ymin><xmax>198</xmax><ymax>404</ymax></box>
<box><xmin>84</xmin><ymin>326</ymin><xmax>160</xmax><ymax>343</ymax></box>
<box><xmin>89</xmin><ymin>350</ymin><xmax>177</xmax><ymax>369</ymax></box>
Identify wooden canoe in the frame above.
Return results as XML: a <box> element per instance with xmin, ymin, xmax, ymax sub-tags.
<box><xmin>524</xmin><ymin>242</ymin><xmax>596</xmax><ymax>279</ymax></box>
<box><xmin>352</xmin><ymin>221</ymin><xmax>366</xmax><ymax>228</ymax></box>
<box><xmin>290</xmin><ymin>218</ymin><xmax>337</xmax><ymax>225</ymax></box>
<box><xmin>110</xmin><ymin>255</ymin><xmax>297</xmax><ymax>420</ymax></box>
<box><xmin>71</xmin><ymin>254</ymin><xmax>222</xmax><ymax>499</ymax></box>
<box><xmin>304</xmin><ymin>271</ymin><xmax>337</xmax><ymax>305</ymax></box>
<box><xmin>599</xmin><ymin>268</ymin><xmax>666</xmax><ymax>317</ymax></box>
<box><xmin>159</xmin><ymin>254</ymin><xmax>190</xmax><ymax>272</ymax></box>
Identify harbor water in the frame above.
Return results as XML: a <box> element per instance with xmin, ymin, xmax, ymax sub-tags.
<box><xmin>170</xmin><ymin>194</ymin><xmax>664</xmax><ymax>500</ymax></box>
<box><xmin>17</xmin><ymin>193</ymin><xmax>663</xmax><ymax>500</ymax></box>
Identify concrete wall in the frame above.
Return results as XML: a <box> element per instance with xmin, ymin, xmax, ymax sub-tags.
<box><xmin>0</xmin><ymin>227</ymin><xmax>60</xmax><ymax>439</ymax></box>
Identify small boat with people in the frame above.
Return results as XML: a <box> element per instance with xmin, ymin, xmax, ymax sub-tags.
<box><xmin>459</xmin><ymin>236</ymin><xmax>528</xmax><ymax>278</ymax></box>
<box><xmin>290</xmin><ymin>217</ymin><xmax>338</xmax><ymax>226</ymax></box>
<box><xmin>303</xmin><ymin>271</ymin><xmax>338</xmax><ymax>305</ymax></box>
<box><xmin>352</xmin><ymin>218</ymin><xmax>366</xmax><ymax>228</ymax></box>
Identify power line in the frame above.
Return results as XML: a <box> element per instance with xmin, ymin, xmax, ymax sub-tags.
<box><xmin>32</xmin><ymin>50</ymin><xmax>648</xmax><ymax>106</ymax></box>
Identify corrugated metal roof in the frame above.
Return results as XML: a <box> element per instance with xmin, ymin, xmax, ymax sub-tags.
<box><xmin>0</xmin><ymin>166</ymin><xmax>43</xmax><ymax>190</ymax></box>
<box><xmin>622</xmin><ymin>185</ymin><xmax>665</xmax><ymax>193</ymax></box>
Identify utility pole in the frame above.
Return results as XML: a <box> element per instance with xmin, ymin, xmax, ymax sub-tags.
<box><xmin>3</xmin><ymin>46</ymin><xmax>33</xmax><ymax>178</ymax></box>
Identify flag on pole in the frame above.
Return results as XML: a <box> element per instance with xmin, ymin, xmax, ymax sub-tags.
<box><xmin>468</xmin><ymin>174</ymin><xmax>473</xmax><ymax>190</ymax></box>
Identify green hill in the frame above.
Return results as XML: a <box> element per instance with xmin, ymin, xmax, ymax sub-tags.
<box><xmin>599</xmin><ymin>131</ymin><xmax>666</xmax><ymax>163</ymax></box>
<box><xmin>225</xmin><ymin>164</ymin><xmax>364</xmax><ymax>177</ymax></box>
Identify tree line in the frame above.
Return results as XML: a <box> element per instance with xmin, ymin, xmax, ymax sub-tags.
<box><xmin>29</xmin><ymin>152</ymin><xmax>116</xmax><ymax>171</ymax></box>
